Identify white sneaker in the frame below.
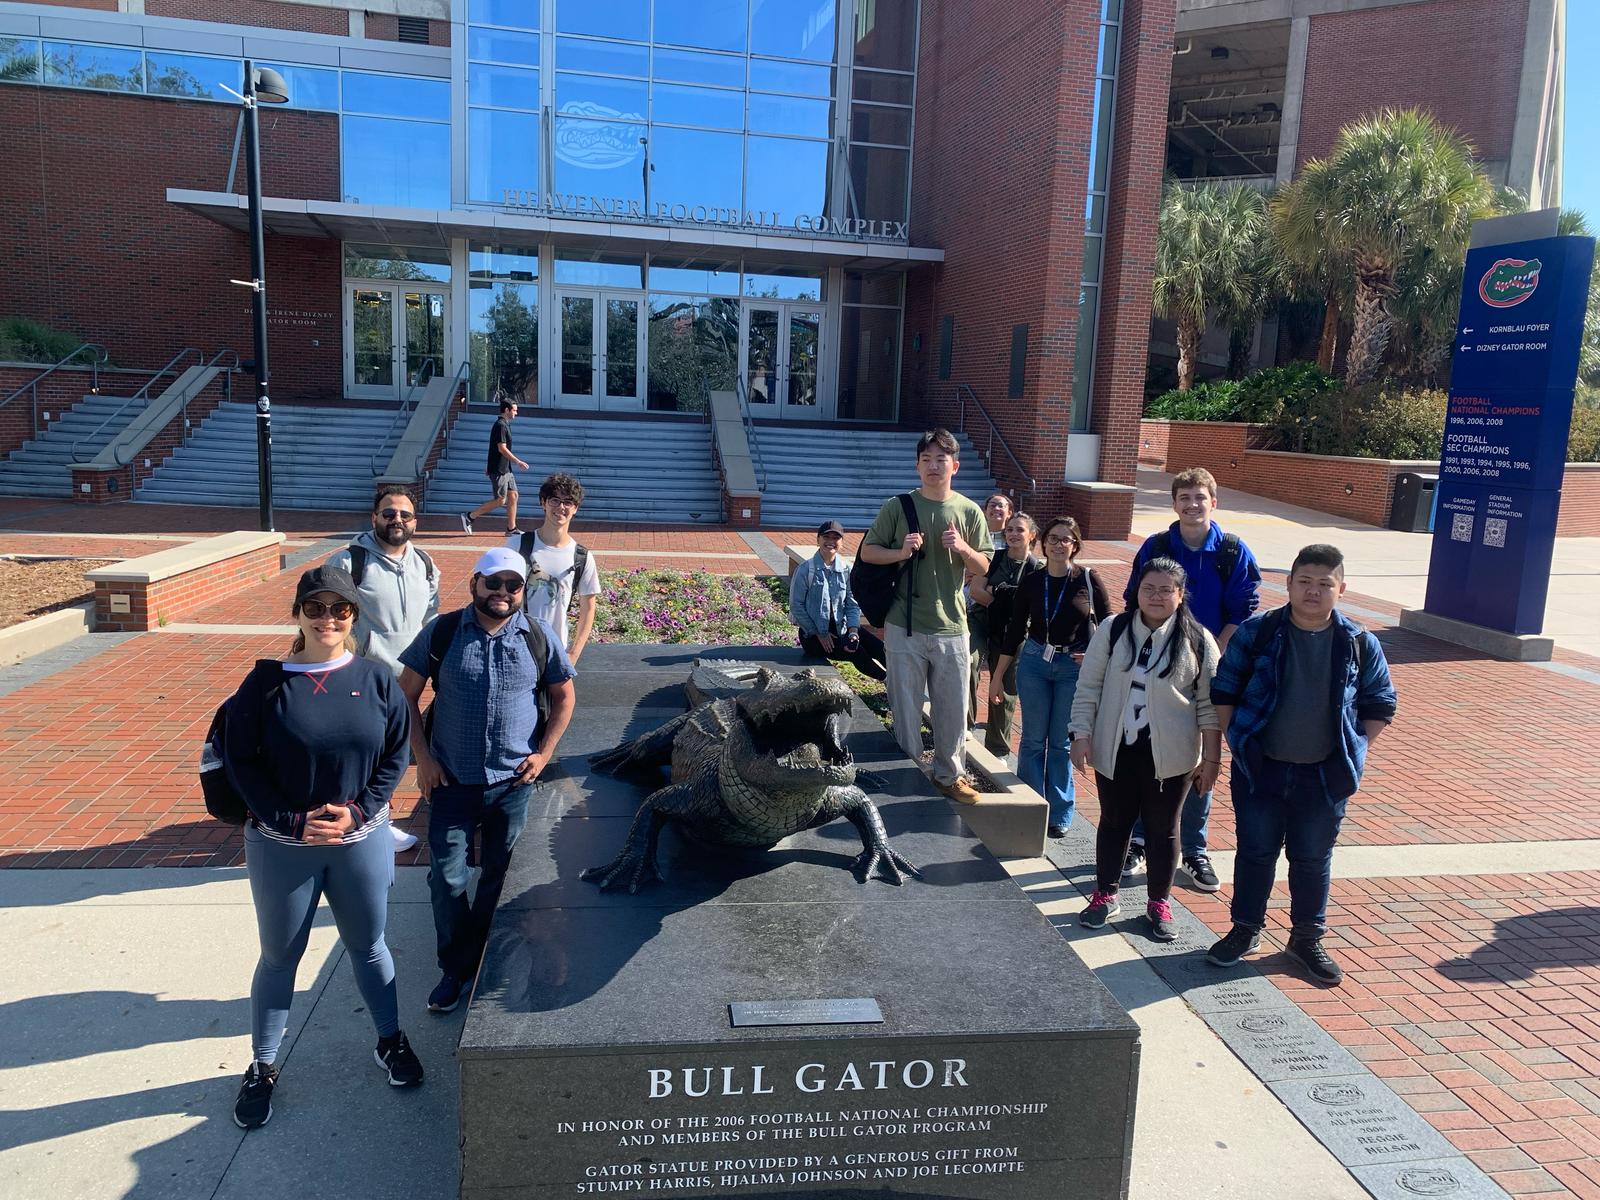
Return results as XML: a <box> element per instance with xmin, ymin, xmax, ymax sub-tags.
<box><xmin>390</xmin><ymin>824</ymin><xmax>418</xmax><ymax>852</ymax></box>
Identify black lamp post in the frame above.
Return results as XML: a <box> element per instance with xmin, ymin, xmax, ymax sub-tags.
<box><xmin>240</xmin><ymin>61</ymin><xmax>289</xmax><ymax>531</ymax></box>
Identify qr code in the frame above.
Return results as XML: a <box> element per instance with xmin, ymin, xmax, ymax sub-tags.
<box><xmin>1484</xmin><ymin>517</ymin><xmax>1507</xmax><ymax>548</ymax></box>
<box><xmin>1451</xmin><ymin>513</ymin><xmax>1473</xmax><ymax>543</ymax></box>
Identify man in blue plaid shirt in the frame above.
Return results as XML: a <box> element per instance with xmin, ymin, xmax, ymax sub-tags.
<box><xmin>1205</xmin><ymin>544</ymin><xmax>1396</xmax><ymax>988</ymax></box>
<box><xmin>399</xmin><ymin>547</ymin><xmax>575</xmax><ymax>1014</ymax></box>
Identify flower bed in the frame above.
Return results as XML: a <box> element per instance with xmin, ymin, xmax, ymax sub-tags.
<box><xmin>591</xmin><ymin>568</ymin><xmax>795</xmax><ymax>646</ymax></box>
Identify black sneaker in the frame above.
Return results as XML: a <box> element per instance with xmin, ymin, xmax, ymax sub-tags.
<box><xmin>374</xmin><ymin>1031</ymin><xmax>425</xmax><ymax>1087</ymax></box>
<box><xmin>1047</xmin><ymin>823</ymin><xmax>1069</xmax><ymax>839</ymax></box>
<box><xmin>1079</xmin><ymin>890</ymin><xmax>1121</xmax><ymax>929</ymax></box>
<box><xmin>232</xmin><ymin>1061</ymin><xmax>278</xmax><ymax>1129</ymax></box>
<box><xmin>1120</xmin><ymin>842</ymin><xmax>1145</xmax><ymax>880</ymax></box>
<box><xmin>459</xmin><ymin>513</ymin><xmax>474</xmax><ymax>534</ymax></box>
<box><xmin>1181</xmin><ymin>854</ymin><xmax>1221</xmax><ymax>893</ymax></box>
<box><xmin>1287</xmin><ymin>937</ymin><xmax>1345</xmax><ymax>987</ymax></box>
<box><xmin>1206</xmin><ymin>925</ymin><xmax>1261</xmax><ymax>967</ymax></box>
<box><xmin>428</xmin><ymin>972</ymin><xmax>465</xmax><ymax>1013</ymax></box>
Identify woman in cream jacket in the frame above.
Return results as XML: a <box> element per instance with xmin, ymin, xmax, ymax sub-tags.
<box><xmin>1069</xmin><ymin>557</ymin><xmax>1221</xmax><ymax>941</ymax></box>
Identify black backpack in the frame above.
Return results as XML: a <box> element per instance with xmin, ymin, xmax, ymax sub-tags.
<box><xmin>199</xmin><ymin>661</ymin><xmax>284</xmax><ymax>826</ymax></box>
<box><xmin>1143</xmin><ymin>529</ymin><xmax>1242</xmax><ymax>583</ymax></box>
<box><xmin>850</xmin><ymin>493</ymin><xmax>920</xmax><ymax>632</ymax></box>
<box><xmin>517</xmin><ymin>531</ymin><xmax>588</xmax><ymax>613</ymax></box>
<box><xmin>346</xmin><ymin>542</ymin><xmax>435</xmax><ymax>588</ymax></box>
<box><xmin>423</xmin><ymin>608</ymin><xmax>553</xmax><ymax>734</ymax></box>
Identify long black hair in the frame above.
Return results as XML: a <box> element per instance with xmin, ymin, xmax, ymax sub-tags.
<box><xmin>1113</xmin><ymin>556</ymin><xmax>1207</xmax><ymax>678</ymax></box>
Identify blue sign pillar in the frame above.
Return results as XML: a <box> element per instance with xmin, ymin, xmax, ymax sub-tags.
<box><xmin>1423</xmin><ymin>233</ymin><xmax>1595</xmax><ymax>635</ymax></box>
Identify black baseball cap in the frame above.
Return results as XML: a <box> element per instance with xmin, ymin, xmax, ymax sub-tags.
<box><xmin>295</xmin><ymin>564</ymin><xmax>360</xmax><ymax>609</ymax></box>
<box><xmin>817</xmin><ymin>520</ymin><xmax>845</xmax><ymax>537</ymax></box>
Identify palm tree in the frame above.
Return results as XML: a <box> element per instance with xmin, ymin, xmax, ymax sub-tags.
<box><xmin>1277</xmin><ymin>109</ymin><xmax>1493</xmax><ymax>386</ymax></box>
<box><xmin>1269</xmin><ymin>160</ymin><xmax>1353</xmax><ymax>373</ymax></box>
<box><xmin>1152</xmin><ymin>181</ymin><xmax>1270</xmax><ymax>391</ymax></box>
<box><xmin>1558</xmin><ymin>209</ymin><xmax>1600</xmax><ymax>388</ymax></box>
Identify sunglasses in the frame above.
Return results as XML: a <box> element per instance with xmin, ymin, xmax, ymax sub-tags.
<box><xmin>300</xmin><ymin>599</ymin><xmax>356</xmax><ymax>619</ymax></box>
<box><xmin>481</xmin><ymin>574</ymin><xmax>525</xmax><ymax>593</ymax></box>
<box><xmin>378</xmin><ymin>508</ymin><xmax>416</xmax><ymax>521</ymax></box>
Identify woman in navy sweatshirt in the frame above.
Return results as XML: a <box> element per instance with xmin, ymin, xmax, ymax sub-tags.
<box><xmin>223</xmin><ymin>564</ymin><xmax>422</xmax><ymax>1130</ymax></box>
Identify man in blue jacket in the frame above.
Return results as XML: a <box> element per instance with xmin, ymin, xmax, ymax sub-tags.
<box><xmin>1206</xmin><ymin>543</ymin><xmax>1397</xmax><ymax>987</ymax></box>
<box><xmin>1122</xmin><ymin>468</ymin><xmax>1262</xmax><ymax>893</ymax></box>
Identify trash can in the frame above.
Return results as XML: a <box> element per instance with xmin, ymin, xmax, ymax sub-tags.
<box><xmin>1390</xmin><ymin>472</ymin><xmax>1439</xmax><ymax>533</ymax></box>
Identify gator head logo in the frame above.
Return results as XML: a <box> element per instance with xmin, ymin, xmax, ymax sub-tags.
<box><xmin>1479</xmin><ymin>257</ymin><xmax>1542</xmax><ymax>308</ymax></box>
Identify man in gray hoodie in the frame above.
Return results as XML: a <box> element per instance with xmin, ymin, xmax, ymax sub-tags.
<box><xmin>327</xmin><ymin>486</ymin><xmax>441</xmax><ymax>850</ymax></box>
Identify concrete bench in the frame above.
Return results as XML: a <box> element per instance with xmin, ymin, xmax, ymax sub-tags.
<box><xmin>784</xmin><ymin>544</ymin><xmax>854</xmax><ymax>576</ymax></box>
<box><xmin>85</xmin><ymin>531</ymin><xmax>286</xmax><ymax>631</ymax></box>
<box><xmin>957</xmin><ymin>737</ymin><xmax>1047</xmax><ymax>858</ymax></box>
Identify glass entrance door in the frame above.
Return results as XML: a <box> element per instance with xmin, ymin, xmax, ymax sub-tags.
<box><xmin>741</xmin><ymin>302</ymin><xmax>825</xmax><ymax>417</ymax></box>
<box><xmin>344</xmin><ymin>282</ymin><xmax>448</xmax><ymax>400</ymax></box>
<box><xmin>555</xmin><ymin>288</ymin><xmax>644</xmax><ymax>409</ymax></box>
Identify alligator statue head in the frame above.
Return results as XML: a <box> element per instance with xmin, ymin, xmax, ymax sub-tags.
<box><xmin>728</xmin><ymin>667</ymin><xmax>857</xmax><ymax>794</ymax></box>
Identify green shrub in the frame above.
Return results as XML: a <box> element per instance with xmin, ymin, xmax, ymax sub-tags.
<box><xmin>1275</xmin><ymin>384</ymin><xmax>1448</xmax><ymax>460</ymax></box>
<box><xmin>1569</xmin><ymin>404</ymin><xmax>1600</xmax><ymax>463</ymax></box>
<box><xmin>1144</xmin><ymin>378</ymin><xmax>1243</xmax><ymax>421</ymax></box>
<box><xmin>0</xmin><ymin>318</ymin><xmax>87</xmax><ymax>365</ymax></box>
<box><xmin>1234</xmin><ymin>362</ymin><xmax>1339</xmax><ymax>424</ymax></box>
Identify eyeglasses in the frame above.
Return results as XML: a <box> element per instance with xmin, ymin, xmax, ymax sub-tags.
<box><xmin>300</xmin><ymin>599</ymin><xmax>356</xmax><ymax>619</ymax></box>
<box><xmin>1044</xmin><ymin>535</ymin><xmax>1078</xmax><ymax>547</ymax></box>
<box><xmin>1138</xmin><ymin>585</ymin><xmax>1181</xmax><ymax>599</ymax></box>
<box><xmin>481</xmin><ymin>574</ymin><xmax>525</xmax><ymax>593</ymax></box>
<box><xmin>378</xmin><ymin>508</ymin><xmax>416</xmax><ymax>521</ymax></box>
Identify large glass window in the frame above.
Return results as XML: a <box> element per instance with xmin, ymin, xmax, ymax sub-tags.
<box><xmin>470</xmin><ymin>0</ymin><xmax>538</xmax><ymax>27</ymax></box>
<box><xmin>743</xmin><ymin>269</ymin><xmax>822</xmax><ymax>301</ymax></box>
<box><xmin>652</xmin><ymin>47</ymin><xmax>745</xmax><ymax>88</ymax></box>
<box><xmin>557</xmin><ymin>72</ymin><xmax>647</xmax><ymax>120</ymax></box>
<box><xmin>838</xmin><ymin>272</ymin><xmax>902</xmax><ymax>420</ymax></box>
<box><xmin>554</xmin><ymin>116</ymin><xmax>646</xmax><ymax>202</ymax></box>
<box><xmin>343</xmin><ymin>116</ymin><xmax>451</xmax><ymax>207</ymax></box>
<box><xmin>852</xmin><ymin>0</ymin><xmax>918</xmax><ymax>71</ymax></box>
<box><xmin>654</xmin><ymin>0</ymin><xmax>748</xmax><ymax>53</ymax></box>
<box><xmin>647</xmin><ymin>295</ymin><xmax>739</xmax><ymax>412</ymax></box>
<box><xmin>748</xmin><ymin>93</ymin><xmax>830</xmax><ymax>138</ymax></box>
<box><xmin>469</xmin><ymin>28</ymin><xmax>540</xmax><ymax>66</ymax></box>
<box><xmin>557</xmin><ymin>0</ymin><xmax>648</xmax><ymax>40</ymax></box>
<box><xmin>554</xmin><ymin>253</ymin><xmax>644</xmax><ymax>288</ymax></box>
<box><xmin>848</xmin><ymin>144</ymin><xmax>909</xmax><ymax>224</ymax></box>
<box><xmin>344</xmin><ymin>244</ymin><xmax>451</xmax><ymax>282</ymax></box>
<box><xmin>144</xmin><ymin>51</ymin><xmax>234</xmax><ymax>100</ymax></box>
<box><xmin>41</xmin><ymin>42</ymin><xmax>141</xmax><ymax>92</ymax></box>
<box><xmin>470</xmin><ymin>246</ymin><xmax>537</xmax><ymax>406</ymax></box>
<box><xmin>343</xmin><ymin>72</ymin><xmax>449</xmax><ymax>121</ymax></box>
<box><xmin>651</xmin><ymin>82</ymin><xmax>743</xmax><ymax>130</ymax></box>
<box><xmin>469</xmin><ymin>63</ymin><xmax>539</xmax><ymax>108</ymax></box>
<box><xmin>470</xmin><ymin>108</ymin><xmax>540</xmax><ymax>203</ymax></box>
<box><xmin>648</xmin><ymin>260</ymin><xmax>740</xmax><ymax>296</ymax></box>
<box><xmin>1072</xmin><ymin>0</ymin><xmax>1121</xmax><ymax>430</ymax></box>
<box><xmin>746</xmin><ymin>136</ymin><xmax>829</xmax><ymax>219</ymax></box>
<box><xmin>750</xmin><ymin>0</ymin><xmax>837</xmax><ymax>61</ymax></box>
<box><xmin>650</xmin><ymin>127</ymin><xmax>743</xmax><ymax>213</ymax></box>
<box><xmin>0</xmin><ymin>38</ymin><xmax>40</xmax><ymax>82</ymax></box>
<box><xmin>261</xmin><ymin>62</ymin><xmax>339</xmax><ymax>111</ymax></box>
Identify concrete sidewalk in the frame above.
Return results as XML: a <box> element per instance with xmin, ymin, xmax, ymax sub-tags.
<box><xmin>0</xmin><ymin>864</ymin><xmax>1365</xmax><ymax>1200</ymax></box>
<box><xmin>1131</xmin><ymin>467</ymin><xmax>1600</xmax><ymax>658</ymax></box>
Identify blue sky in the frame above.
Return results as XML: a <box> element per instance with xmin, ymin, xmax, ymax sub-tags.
<box><xmin>1563</xmin><ymin>5</ymin><xmax>1599</xmax><ymax>221</ymax></box>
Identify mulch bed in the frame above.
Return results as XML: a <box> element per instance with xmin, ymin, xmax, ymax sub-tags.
<box><xmin>0</xmin><ymin>557</ymin><xmax>115</xmax><ymax>630</ymax></box>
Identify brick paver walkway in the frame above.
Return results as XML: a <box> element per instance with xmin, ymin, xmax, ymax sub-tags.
<box><xmin>2</xmin><ymin>500</ymin><xmax>1597</xmax><ymax>1197</ymax></box>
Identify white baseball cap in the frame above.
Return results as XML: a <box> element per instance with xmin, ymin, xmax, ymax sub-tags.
<box><xmin>473</xmin><ymin>547</ymin><xmax>527</xmax><ymax>578</ymax></box>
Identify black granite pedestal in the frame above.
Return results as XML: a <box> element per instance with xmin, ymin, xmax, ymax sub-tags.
<box><xmin>458</xmin><ymin>644</ymin><xmax>1140</xmax><ymax>1200</ymax></box>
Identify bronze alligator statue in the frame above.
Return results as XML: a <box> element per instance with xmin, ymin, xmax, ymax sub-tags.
<box><xmin>582</xmin><ymin>665</ymin><xmax>920</xmax><ymax>893</ymax></box>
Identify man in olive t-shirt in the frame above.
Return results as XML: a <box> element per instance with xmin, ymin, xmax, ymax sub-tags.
<box><xmin>860</xmin><ymin>429</ymin><xmax>991</xmax><ymax>804</ymax></box>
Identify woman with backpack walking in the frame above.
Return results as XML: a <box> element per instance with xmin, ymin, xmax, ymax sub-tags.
<box><xmin>221</xmin><ymin>564</ymin><xmax>423</xmax><ymax>1130</ymax></box>
<box><xmin>989</xmin><ymin>515</ymin><xmax>1110</xmax><ymax>837</ymax></box>
<box><xmin>1068</xmin><ymin>557</ymin><xmax>1221</xmax><ymax>941</ymax></box>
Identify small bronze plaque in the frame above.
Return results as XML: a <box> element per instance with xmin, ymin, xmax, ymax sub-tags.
<box><xmin>728</xmin><ymin>998</ymin><xmax>884</xmax><ymax>1027</ymax></box>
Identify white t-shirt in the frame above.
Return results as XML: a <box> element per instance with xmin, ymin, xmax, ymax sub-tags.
<box><xmin>506</xmin><ymin>530</ymin><xmax>601</xmax><ymax>647</ymax></box>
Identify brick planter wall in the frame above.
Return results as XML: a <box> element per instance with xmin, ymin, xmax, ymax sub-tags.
<box><xmin>1140</xmin><ymin>420</ymin><xmax>1600</xmax><ymax>535</ymax></box>
<box><xmin>92</xmin><ymin>541</ymin><xmax>282</xmax><ymax>632</ymax></box>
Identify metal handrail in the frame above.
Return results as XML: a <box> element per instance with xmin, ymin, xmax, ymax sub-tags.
<box><xmin>71</xmin><ymin>347</ymin><xmax>200</xmax><ymax>462</ymax></box>
<box><xmin>953</xmin><ymin>383</ymin><xmax>1036</xmax><ymax>499</ymax></box>
<box><xmin>370</xmin><ymin>355</ymin><xmax>440</xmax><ymax>477</ymax></box>
<box><xmin>735</xmin><ymin>374</ymin><xmax>768</xmax><ymax>492</ymax></box>
<box><xmin>409</xmin><ymin>360</ymin><xmax>471</xmax><ymax>483</ymax></box>
<box><xmin>112</xmin><ymin>348</ymin><xmax>240</xmax><ymax>467</ymax></box>
<box><xmin>0</xmin><ymin>343</ymin><xmax>109</xmax><ymax>443</ymax></box>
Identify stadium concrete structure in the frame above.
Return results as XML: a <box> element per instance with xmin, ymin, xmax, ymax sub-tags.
<box><xmin>0</xmin><ymin>0</ymin><xmax>1568</xmax><ymax>535</ymax></box>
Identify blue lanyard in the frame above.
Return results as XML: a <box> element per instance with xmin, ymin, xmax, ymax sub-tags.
<box><xmin>1043</xmin><ymin>570</ymin><xmax>1073</xmax><ymax>631</ymax></box>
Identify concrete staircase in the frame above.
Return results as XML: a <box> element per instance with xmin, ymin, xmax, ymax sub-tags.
<box><xmin>136</xmin><ymin>403</ymin><xmax>402</xmax><ymax>511</ymax></box>
<box><xmin>425</xmin><ymin>412</ymin><xmax>722</xmax><ymax>524</ymax></box>
<box><xmin>0</xmin><ymin>395</ymin><xmax>149</xmax><ymax>497</ymax></box>
<box><xmin>752</xmin><ymin>427</ymin><xmax>1001</xmax><ymax>530</ymax></box>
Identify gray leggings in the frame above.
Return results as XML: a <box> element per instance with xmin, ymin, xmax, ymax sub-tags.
<box><xmin>244</xmin><ymin>822</ymin><xmax>398</xmax><ymax>1064</ymax></box>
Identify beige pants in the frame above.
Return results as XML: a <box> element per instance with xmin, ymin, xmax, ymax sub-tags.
<box><xmin>885</xmin><ymin>625</ymin><xmax>970</xmax><ymax>785</ymax></box>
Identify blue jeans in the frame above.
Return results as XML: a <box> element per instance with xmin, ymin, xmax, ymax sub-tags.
<box><xmin>1014</xmin><ymin>642</ymin><xmax>1078</xmax><ymax>830</ymax></box>
<box><xmin>427</xmin><ymin>778</ymin><xmax>533</xmax><ymax>978</ymax></box>
<box><xmin>1130</xmin><ymin>783</ymin><xmax>1211</xmax><ymax>857</ymax></box>
<box><xmin>1229</xmin><ymin>757</ymin><xmax>1347</xmax><ymax>938</ymax></box>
